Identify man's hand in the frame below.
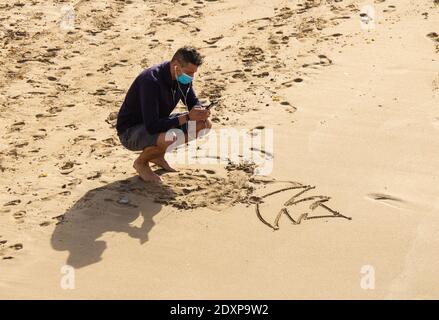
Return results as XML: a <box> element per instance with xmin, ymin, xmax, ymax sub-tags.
<box><xmin>189</xmin><ymin>105</ymin><xmax>210</xmax><ymax>121</ymax></box>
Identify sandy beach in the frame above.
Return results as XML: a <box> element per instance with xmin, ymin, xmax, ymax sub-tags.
<box><xmin>1</xmin><ymin>0</ymin><xmax>439</xmax><ymax>299</ymax></box>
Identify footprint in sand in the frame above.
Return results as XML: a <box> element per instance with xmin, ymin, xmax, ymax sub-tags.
<box><xmin>47</xmin><ymin>106</ymin><xmax>63</xmax><ymax>114</ymax></box>
<box><xmin>383</xmin><ymin>5</ymin><xmax>397</xmax><ymax>13</ymax></box>
<box><xmin>368</xmin><ymin>193</ymin><xmax>403</xmax><ymax>202</ymax></box>
<box><xmin>35</xmin><ymin>113</ymin><xmax>56</xmax><ymax>119</ymax></box>
<box><xmin>318</xmin><ymin>54</ymin><xmax>332</xmax><ymax>66</ymax></box>
<box><xmin>65</xmin><ymin>124</ymin><xmax>78</xmax><ymax>130</ymax></box>
<box><xmin>359</xmin><ymin>12</ymin><xmax>374</xmax><ymax>25</ymax></box>
<box><xmin>9</xmin><ymin>243</ymin><xmax>23</xmax><ymax>251</ymax></box>
<box><xmin>203</xmin><ymin>35</ymin><xmax>223</xmax><ymax>45</ymax></box>
<box><xmin>302</xmin><ymin>56</ymin><xmax>332</xmax><ymax>69</ymax></box>
<box><xmin>13</xmin><ymin>210</ymin><xmax>26</xmax><ymax>221</ymax></box>
<box><xmin>71</xmin><ymin>135</ymin><xmax>95</xmax><ymax>145</ymax></box>
<box><xmin>59</xmin><ymin>161</ymin><xmax>75</xmax><ymax>175</ymax></box>
<box><xmin>239</xmin><ymin>46</ymin><xmax>265</xmax><ymax>66</ymax></box>
<box><xmin>0</xmin><ymin>242</ymin><xmax>23</xmax><ymax>261</ymax></box>
<box><xmin>254</xmin><ymin>71</ymin><xmax>270</xmax><ymax>78</ymax></box>
<box><xmin>280</xmin><ymin>79</ymin><xmax>294</xmax><ymax>87</ymax></box>
<box><xmin>13</xmin><ymin>141</ymin><xmax>28</xmax><ymax>149</ymax></box>
<box><xmin>2</xmin><ymin>257</ymin><xmax>13</xmax><ymax>260</ymax></box>
<box><xmin>231</xmin><ymin>70</ymin><xmax>247</xmax><ymax>80</ymax></box>
<box><xmin>87</xmin><ymin>171</ymin><xmax>102</xmax><ymax>180</ymax></box>
<box><xmin>427</xmin><ymin>32</ymin><xmax>439</xmax><ymax>43</ymax></box>
<box><xmin>366</xmin><ymin>193</ymin><xmax>411</xmax><ymax>210</ymax></box>
<box><xmin>4</xmin><ymin>199</ymin><xmax>21</xmax><ymax>206</ymax></box>
<box><xmin>280</xmin><ymin>101</ymin><xmax>297</xmax><ymax>113</ymax></box>
<box><xmin>32</xmin><ymin>132</ymin><xmax>47</xmax><ymax>141</ymax></box>
<box><xmin>9</xmin><ymin>121</ymin><xmax>25</xmax><ymax>133</ymax></box>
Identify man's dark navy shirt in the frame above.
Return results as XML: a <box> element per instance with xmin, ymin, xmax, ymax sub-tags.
<box><xmin>116</xmin><ymin>60</ymin><xmax>200</xmax><ymax>135</ymax></box>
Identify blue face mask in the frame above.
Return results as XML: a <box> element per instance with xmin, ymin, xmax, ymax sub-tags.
<box><xmin>177</xmin><ymin>72</ymin><xmax>193</xmax><ymax>85</ymax></box>
<box><xmin>175</xmin><ymin>65</ymin><xmax>193</xmax><ymax>85</ymax></box>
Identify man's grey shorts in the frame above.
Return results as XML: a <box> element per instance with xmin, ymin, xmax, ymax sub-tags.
<box><xmin>118</xmin><ymin>114</ymin><xmax>188</xmax><ymax>151</ymax></box>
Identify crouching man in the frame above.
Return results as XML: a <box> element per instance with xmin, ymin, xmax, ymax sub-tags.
<box><xmin>116</xmin><ymin>46</ymin><xmax>211</xmax><ymax>182</ymax></box>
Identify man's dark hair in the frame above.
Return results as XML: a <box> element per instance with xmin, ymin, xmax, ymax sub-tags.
<box><xmin>171</xmin><ymin>46</ymin><xmax>203</xmax><ymax>66</ymax></box>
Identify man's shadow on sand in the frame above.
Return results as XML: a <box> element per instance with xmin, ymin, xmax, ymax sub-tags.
<box><xmin>51</xmin><ymin>175</ymin><xmax>176</xmax><ymax>269</ymax></box>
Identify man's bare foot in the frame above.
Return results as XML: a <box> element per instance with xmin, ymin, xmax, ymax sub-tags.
<box><xmin>133</xmin><ymin>160</ymin><xmax>162</xmax><ymax>182</ymax></box>
<box><xmin>150</xmin><ymin>156</ymin><xmax>177</xmax><ymax>172</ymax></box>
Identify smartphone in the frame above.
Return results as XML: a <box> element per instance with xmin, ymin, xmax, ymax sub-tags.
<box><xmin>205</xmin><ymin>101</ymin><xmax>216</xmax><ymax>110</ymax></box>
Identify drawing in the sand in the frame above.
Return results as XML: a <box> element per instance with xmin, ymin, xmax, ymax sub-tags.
<box><xmin>252</xmin><ymin>179</ymin><xmax>352</xmax><ymax>230</ymax></box>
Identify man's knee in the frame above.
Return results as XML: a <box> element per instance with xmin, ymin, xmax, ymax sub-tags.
<box><xmin>156</xmin><ymin>132</ymin><xmax>176</xmax><ymax>150</ymax></box>
<box><xmin>196</xmin><ymin>119</ymin><xmax>212</xmax><ymax>132</ymax></box>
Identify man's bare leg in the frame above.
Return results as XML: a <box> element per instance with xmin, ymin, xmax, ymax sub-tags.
<box><xmin>133</xmin><ymin>131</ymin><xmax>179</xmax><ymax>182</ymax></box>
<box><xmin>133</xmin><ymin>145</ymin><xmax>164</xmax><ymax>182</ymax></box>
